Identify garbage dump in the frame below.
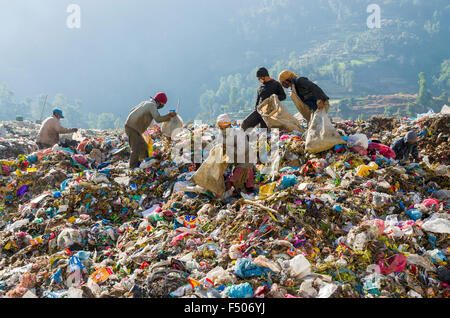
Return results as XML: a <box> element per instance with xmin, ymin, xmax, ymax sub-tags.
<box><xmin>0</xmin><ymin>112</ymin><xmax>448</xmax><ymax>299</ymax></box>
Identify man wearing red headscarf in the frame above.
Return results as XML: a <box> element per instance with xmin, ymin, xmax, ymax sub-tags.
<box><xmin>125</xmin><ymin>92</ymin><xmax>177</xmax><ymax>168</ymax></box>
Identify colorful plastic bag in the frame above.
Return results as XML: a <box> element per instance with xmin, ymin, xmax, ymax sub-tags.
<box><xmin>368</xmin><ymin>142</ymin><xmax>396</xmax><ymax>159</ymax></box>
<box><xmin>258</xmin><ymin>182</ymin><xmax>276</xmax><ymax>198</ymax></box>
<box><xmin>90</xmin><ymin>267</ymin><xmax>113</xmax><ymax>283</ymax></box>
<box><xmin>378</xmin><ymin>255</ymin><xmax>407</xmax><ymax>275</ymax></box>
<box><xmin>356</xmin><ymin>162</ymin><xmax>378</xmax><ymax>177</ymax></box>
<box><xmin>141</xmin><ymin>131</ymin><xmax>154</xmax><ymax>158</ymax></box>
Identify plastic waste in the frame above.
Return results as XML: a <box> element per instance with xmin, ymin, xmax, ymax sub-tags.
<box><xmin>406</xmin><ymin>209</ymin><xmax>422</xmax><ymax>221</ymax></box>
<box><xmin>377</xmin><ymin>254</ymin><xmax>407</xmax><ymax>275</ymax></box>
<box><xmin>421</xmin><ymin>217</ymin><xmax>450</xmax><ymax>234</ymax></box>
<box><xmin>406</xmin><ymin>254</ymin><xmax>436</xmax><ymax>272</ymax></box>
<box><xmin>253</xmin><ymin>255</ymin><xmax>281</xmax><ymax>273</ymax></box>
<box><xmin>437</xmin><ymin>267</ymin><xmax>450</xmax><ymax>284</ymax></box>
<box><xmin>317</xmin><ymin>283</ymin><xmax>338</xmax><ymax>298</ymax></box>
<box><xmin>362</xmin><ymin>273</ymin><xmax>383</xmax><ymax>295</ymax></box>
<box><xmin>347</xmin><ymin>133</ymin><xmax>369</xmax><ymax>149</ymax></box>
<box><xmin>299</xmin><ymin>280</ymin><xmax>317</xmax><ymax>297</ymax></box>
<box><xmin>142</xmin><ymin>131</ymin><xmax>154</xmax><ymax>157</ymax></box>
<box><xmin>427</xmin><ymin>249</ymin><xmax>447</xmax><ymax>264</ymax></box>
<box><xmin>258</xmin><ymin>182</ymin><xmax>276</xmax><ymax>198</ymax></box>
<box><xmin>206</xmin><ymin>267</ymin><xmax>234</xmax><ymax>286</ymax></box>
<box><xmin>280</xmin><ymin>174</ymin><xmax>298</xmax><ymax>189</ymax></box>
<box><xmin>234</xmin><ymin>258</ymin><xmax>271</xmax><ymax>278</ymax></box>
<box><xmin>224</xmin><ymin>282</ymin><xmax>253</xmax><ymax>298</ymax></box>
<box><xmin>289</xmin><ymin>254</ymin><xmax>311</xmax><ymax>279</ymax></box>
<box><xmin>356</xmin><ymin>162</ymin><xmax>378</xmax><ymax>177</ymax></box>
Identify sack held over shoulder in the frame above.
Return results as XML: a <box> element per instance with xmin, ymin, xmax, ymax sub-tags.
<box><xmin>257</xmin><ymin>94</ymin><xmax>303</xmax><ymax>132</ymax></box>
<box><xmin>290</xmin><ymin>85</ymin><xmax>313</xmax><ymax>123</ymax></box>
<box><xmin>191</xmin><ymin>144</ymin><xmax>228</xmax><ymax>197</ymax></box>
<box><xmin>305</xmin><ymin>109</ymin><xmax>344</xmax><ymax>153</ymax></box>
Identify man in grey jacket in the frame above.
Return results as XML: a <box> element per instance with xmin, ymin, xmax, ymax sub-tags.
<box><xmin>36</xmin><ymin>109</ymin><xmax>78</xmax><ymax>149</ymax></box>
<box><xmin>125</xmin><ymin>92</ymin><xmax>177</xmax><ymax>169</ymax></box>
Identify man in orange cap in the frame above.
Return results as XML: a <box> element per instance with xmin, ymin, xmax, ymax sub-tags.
<box><xmin>125</xmin><ymin>92</ymin><xmax>177</xmax><ymax>169</ymax></box>
<box><xmin>278</xmin><ymin>70</ymin><xmax>330</xmax><ymax>124</ymax></box>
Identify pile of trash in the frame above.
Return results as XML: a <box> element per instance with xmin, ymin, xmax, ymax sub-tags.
<box><xmin>0</xmin><ymin>111</ymin><xmax>448</xmax><ymax>299</ymax></box>
<box><xmin>0</xmin><ymin>121</ymin><xmax>41</xmax><ymax>159</ymax></box>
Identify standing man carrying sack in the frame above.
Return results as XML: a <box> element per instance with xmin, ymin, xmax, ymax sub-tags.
<box><xmin>124</xmin><ymin>92</ymin><xmax>177</xmax><ymax>169</ymax></box>
<box><xmin>278</xmin><ymin>70</ymin><xmax>330</xmax><ymax>125</ymax></box>
<box><xmin>241</xmin><ymin>67</ymin><xmax>286</xmax><ymax>131</ymax></box>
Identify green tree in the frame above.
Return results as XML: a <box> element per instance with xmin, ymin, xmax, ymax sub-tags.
<box><xmin>434</xmin><ymin>60</ymin><xmax>450</xmax><ymax>93</ymax></box>
<box><xmin>384</xmin><ymin>105</ymin><xmax>394</xmax><ymax>117</ymax></box>
<box><xmin>229</xmin><ymin>87</ymin><xmax>238</xmax><ymax>111</ymax></box>
<box><xmin>0</xmin><ymin>82</ymin><xmax>17</xmax><ymax>120</ymax></box>
<box><xmin>438</xmin><ymin>91</ymin><xmax>448</xmax><ymax>105</ymax></box>
<box><xmin>97</xmin><ymin>113</ymin><xmax>116</xmax><ymax>130</ymax></box>
<box><xmin>30</xmin><ymin>95</ymin><xmax>49</xmax><ymax>122</ymax></box>
<box><xmin>405</xmin><ymin>103</ymin><xmax>414</xmax><ymax>118</ymax></box>
<box><xmin>416</xmin><ymin>72</ymin><xmax>433</xmax><ymax>108</ymax></box>
<box><xmin>114</xmin><ymin>117</ymin><xmax>123</xmax><ymax>130</ymax></box>
<box><xmin>337</xmin><ymin>98</ymin><xmax>351</xmax><ymax>119</ymax></box>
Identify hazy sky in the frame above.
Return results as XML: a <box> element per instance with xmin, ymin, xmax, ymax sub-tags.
<box><xmin>0</xmin><ymin>0</ymin><xmax>255</xmax><ymax>119</ymax></box>
<box><xmin>3</xmin><ymin>0</ymin><xmax>444</xmax><ymax>121</ymax></box>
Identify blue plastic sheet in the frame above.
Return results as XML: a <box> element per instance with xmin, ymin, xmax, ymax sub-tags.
<box><xmin>225</xmin><ymin>282</ymin><xmax>253</xmax><ymax>298</ymax></box>
<box><xmin>234</xmin><ymin>258</ymin><xmax>271</xmax><ymax>278</ymax></box>
<box><xmin>406</xmin><ymin>209</ymin><xmax>422</xmax><ymax>221</ymax></box>
<box><xmin>280</xmin><ymin>174</ymin><xmax>298</xmax><ymax>189</ymax></box>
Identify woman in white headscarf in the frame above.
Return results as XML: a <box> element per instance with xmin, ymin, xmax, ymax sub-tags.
<box><xmin>216</xmin><ymin>114</ymin><xmax>255</xmax><ymax>192</ymax></box>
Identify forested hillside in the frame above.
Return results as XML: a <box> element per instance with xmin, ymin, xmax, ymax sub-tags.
<box><xmin>196</xmin><ymin>0</ymin><xmax>450</xmax><ymax>122</ymax></box>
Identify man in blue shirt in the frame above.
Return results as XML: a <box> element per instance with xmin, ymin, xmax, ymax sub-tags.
<box><xmin>391</xmin><ymin>131</ymin><xmax>420</xmax><ymax>163</ymax></box>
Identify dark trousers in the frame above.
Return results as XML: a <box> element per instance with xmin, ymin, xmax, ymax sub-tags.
<box><xmin>125</xmin><ymin>125</ymin><xmax>148</xmax><ymax>169</ymax></box>
<box><xmin>241</xmin><ymin>110</ymin><xmax>268</xmax><ymax>131</ymax></box>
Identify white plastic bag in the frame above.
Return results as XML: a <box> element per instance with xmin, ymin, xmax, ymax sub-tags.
<box><xmin>289</xmin><ymin>254</ymin><xmax>311</xmax><ymax>279</ymax></box>
<box><xmin>161</xmin><ymin>115</ymin><xmax>184</xmax><ymax>138</ymax></box>
<box><xmin>317</xmin><ymin>283</ymin><xmax>338</xmax><ymax>298</ymax></box>
<box><xmin>421</xmin><ymin>216</ymin><xmax>450</xmax><ymax>234</ymax></box>
<box><xmin>305</xmin><ymin>108</ymin><xmax>344</xmax><ymax>153</ymax></box>
<box><xmin>347</xmin><ymin>133</ymin><xmax>369</xmax><ymax>149</ymax></box>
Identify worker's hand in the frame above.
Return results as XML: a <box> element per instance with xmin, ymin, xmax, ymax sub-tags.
<box><xmin>169</xmin><ymin>112</ymin><xmax>177</xmax><ymax>118</ymax></box>
<box><xmin>317</xmin><ymin>100</ymin><xmax>324</xmax><ymax>109</ymax></box>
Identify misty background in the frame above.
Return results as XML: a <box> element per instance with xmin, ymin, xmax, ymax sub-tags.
<box><xmin>0</xmin><ymin>0</ymin><xmax>449</xmax><ymax>128</ymax></box>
